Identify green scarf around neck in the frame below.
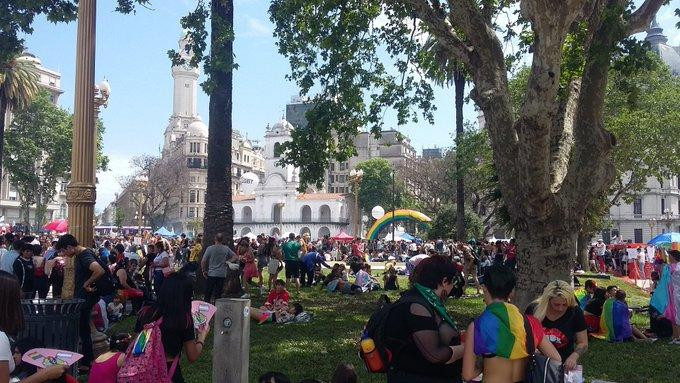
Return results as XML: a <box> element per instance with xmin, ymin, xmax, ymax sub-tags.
<box><xmin>414</xmin><ymin>283</ymin><xmax>457</xmax><ymax>329</ymax></box>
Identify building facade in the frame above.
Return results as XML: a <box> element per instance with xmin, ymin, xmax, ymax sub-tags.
<box><xmin>0</xmin><ymin>53</ymin><xmax>67</xmax><ymax>227</ymax></box>
<box><xmin>603</xmin><ymin>21</ymin><xmax>680</xmax><ymax>243</ymax></box>
<box><xmin>233</xmin><ymin>119</ymin><xmax>351</xmax><ymax>239</ymax></box>
<box><xmin>284</xmin><ymin>97</ymin><xmax>417</xmax><ymax>194</ymax></box>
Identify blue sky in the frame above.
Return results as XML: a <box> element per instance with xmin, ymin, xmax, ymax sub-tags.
<box><xmin>21</xmin><ymin>0</ymin><xmax>680</xmax><ymax>211</ymax></box>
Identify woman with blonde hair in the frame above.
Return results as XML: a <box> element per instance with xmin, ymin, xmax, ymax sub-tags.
<box><xmin>532</xmin><ymin>280</ymin><xmax>588</xmax><ymax>371</ymax></box>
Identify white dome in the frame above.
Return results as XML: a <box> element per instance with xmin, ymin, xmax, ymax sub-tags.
<box><xmin>187</xmin><ymin>119</ymin><xmax>208</xmax><ymax>137</ymax></box>
<box><xmin>271</xmin><ymin>119</ymin><xmax>294</xmax><ymax>133</ymax></box>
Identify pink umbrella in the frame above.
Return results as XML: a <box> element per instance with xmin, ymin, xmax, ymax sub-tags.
<box><xmin>44</xmin><ymin>219</ymin><xmax>68</xmax><ymax>233</ymax></box>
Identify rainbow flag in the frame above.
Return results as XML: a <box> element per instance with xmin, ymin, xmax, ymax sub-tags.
<box><xmin>594</xmin><ymin>299</ymin><xmax>632</xmax><ymax>342</ymax></box>
<box><xmin>650</xmin><ymin>264</ymin><xmax>677</xmax><ymax>322</ymax></box>
<box><xmin>575</xmin><ymin>289</ymin><xmax>589</xmax><ymax>310</ymax></box>
<box><xmin>474</xmin><ymin>302</ymin><xmax>528</xmax><ymax>359</ymax></box>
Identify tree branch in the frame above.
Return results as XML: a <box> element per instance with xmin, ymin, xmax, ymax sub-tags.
<box><xmin>626</xmin><ymin>0</ymin><xmax>665</xmax><ymax>35</ymax></box>
<box><xmin>403</xmin><ymin>0</ymin><xmax>473</xmax><ymax>67</ymax></box>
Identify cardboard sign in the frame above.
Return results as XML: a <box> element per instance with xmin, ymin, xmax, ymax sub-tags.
<box><xmin>191</xmin><ymin>300</ymin><xmax>216</xmax><ymax>330</ymax></box>
<box><xmin>22</xmin><ymin>348</ymin><xmax>83</xmax><ymax>368</ymax></box>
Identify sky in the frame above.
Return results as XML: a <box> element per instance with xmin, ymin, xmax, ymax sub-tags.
<box><xmin>21</xmin><ymin>0</ymin><xmax>680</xmax><ymax>211</ymax></box>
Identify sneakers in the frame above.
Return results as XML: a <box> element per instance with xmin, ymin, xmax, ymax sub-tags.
<box><xmin>669</xmin><ymin>338</ymin><xmax>680</xmax><ymax>345</ymax></box>
<box><xmin>240</xmin><ymin>293</ymin><xmax>251</xmax><ymax>299</ymax></box>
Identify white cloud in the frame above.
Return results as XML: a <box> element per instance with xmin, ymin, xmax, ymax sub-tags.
<box><xmin>246</xmin><ymin>17</ymin><xmax>272</xmax><ymax>37</ymax></box>
<box><xmin>95</xmin><ymin>153</ymin><xmax>134</xmax><ymax>211</ymax></box>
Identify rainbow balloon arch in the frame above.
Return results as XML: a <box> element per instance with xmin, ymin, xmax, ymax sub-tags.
<box><xmin>365</xmin><ymin>209</ymin><xmax>432</xmax><ymax>240</ymax></box>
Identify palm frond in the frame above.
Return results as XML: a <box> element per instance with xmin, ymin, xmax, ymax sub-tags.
<box><xmin>0</xmin><ymin>56</ymin><xmax>40</xmax><ymax>112</ymax></box>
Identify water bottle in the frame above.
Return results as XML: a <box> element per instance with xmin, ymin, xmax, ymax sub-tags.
<box><xmin>360</xmin><ymin>337</ymin><xmax>386</xmax><ymax>372</ymax></box>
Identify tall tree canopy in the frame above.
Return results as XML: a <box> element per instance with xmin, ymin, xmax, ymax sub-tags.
<box><xmin>4</xmin><ymin>91</ymin><xmax>108</xmax><ymax>226</ymax></box>
<box><xmin>269</xmin><ymin>0</ymin><xmax>671</xmax><ymax>306</ymax></box>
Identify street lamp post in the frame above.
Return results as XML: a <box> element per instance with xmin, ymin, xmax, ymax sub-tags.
<box><xmin>663</xmin><ymin>209</ymin><xmax>674</xmax><ymax>232</ymax></box>
<box><xmin>349</xmin><ymin>169</ymin><xmax>363</xmax><ymax>237</ymax></box>
<box><xmin>63</xmin><ymin>0</ymin><xmax>100</xmax><ymax>299</ymax></box>
<box><xmin>391</xmin><ymin>169</ymin><xmax>395</xmax><ymax>242</ymax></box>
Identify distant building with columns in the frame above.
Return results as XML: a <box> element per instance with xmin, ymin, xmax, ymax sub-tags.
<box><xmin>233</xmin><ymin>119</ymin><xmax>351</xmax><ymax>239</ymax></box>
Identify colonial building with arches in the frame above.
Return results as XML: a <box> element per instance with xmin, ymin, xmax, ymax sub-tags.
<box><xmin>233</xmin><ymin>119</ymin><xmax>351</xmax><ymax>239</ymax></box>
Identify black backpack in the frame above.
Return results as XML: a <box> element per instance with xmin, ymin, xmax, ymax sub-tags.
<box><xmin>83</xmin><ymin>249</ymin><xmax>115</xmax><ymax>296</ymax></box>
<box><xmin>360</xmin><ymin>292</ymin><xmax>436</xmax><ymax>373</ymax></box>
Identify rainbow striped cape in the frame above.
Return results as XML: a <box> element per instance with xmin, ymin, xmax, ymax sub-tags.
<box><xmin>650</xmin><ymin>264</ymin><xmax>677</xmax><ymax>322</ymax></box>
<box><xmin>593</xmin><ymin>299</ymin><xmax>632</xmax><ymax>342</ymax></box>
<box><xmin>474</xmin><ymin>302</ymin><xmax>529</xmax><ymax>359</ymax></box>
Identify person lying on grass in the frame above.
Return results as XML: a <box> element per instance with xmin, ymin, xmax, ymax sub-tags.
<box><xmin>250</xmin><ymin>302</ymin><xmax>312</xmax><ymax>324</ymax></box>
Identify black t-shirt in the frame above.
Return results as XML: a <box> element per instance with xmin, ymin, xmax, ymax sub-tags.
<box><xmin>74</xmin><ymin>248</ymin><xmax>98</xmax><ymax>299</ymax></box>
<box><xmin>136</xmin><ymin>308</ymin><xmax>195</xmax><ymax>358</ymax></box>
<box><xmin>13</xmin><ymin>256</ymin><xmax>35</xmax><ymax>292</ymax></box>
<box><xmin>584</xmin><ymin>298</ymin><xmax>605</xmax><ymax>317</ymax></box>
<box><xmin>383</xmin><ymin>291</ymin><xmax>462</xmax><ymax>378</ymax></box>
<box><xmin>541</xmin><ymin>307</ymin><xmax>587</xmax><ymax>361</ymax></box>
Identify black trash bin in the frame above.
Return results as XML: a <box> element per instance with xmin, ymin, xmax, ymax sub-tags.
<box><xmin>19</xmin><ymin>299</ymin><xmax>84</xmax><ymax>357</ymax></box>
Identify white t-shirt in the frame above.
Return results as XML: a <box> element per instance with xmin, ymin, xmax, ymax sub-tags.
<box><xmin>625</xmin><ymin>248</ymin><xmax>637</xmax><ymax>262</ymax></box>
<box><xmin>595</xmin><ymin>242</ymin><xmax>606</xmax><ymax>256</ymax></box>
<box><xmin>0</xmin><ymin>330</ymin><xmax>15</xmax><ymax>374</ymax></box>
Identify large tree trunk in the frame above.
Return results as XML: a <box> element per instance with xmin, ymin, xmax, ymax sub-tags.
<box><xmin>514</xmin><ymin>228</ymin><xmax>577</xmax><ymax>309</ymax></box>
<box><xmin>202</xmin><ymin>0</ymin><xmax>235</xmax><ymax>296</ymax></box>
<box><xmin>577</xmin><ymin>230</ymin><xmax>591</xmax><ymax>271</ymax></box>
<box><xmin>454</xmin><ymin>70</ymin><xmax>466</xmax><ymax>241</ymax></box>
<box><xmin>0</xmin><ymin>98</ymin><xmax>7</xmax><ymax>191</ymax></box>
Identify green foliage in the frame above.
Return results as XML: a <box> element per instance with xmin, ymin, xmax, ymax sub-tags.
<box><xmin>114</xmin><ymin>207</ymin><xmax>125</xmax><ymax>229</ymax></box>
<box><xmin>606</xmin><ymin>54</ymin><xmax>680</xmax><ymax>204</ymax></box>
<box><xmin>0</xmin><ymin>0</ymin><xmax>150</xmax><ymax>64</ymax></box>
<box><xmin>354</xmin><ymin>158</ymin><xmax>403</xmax><ymax>215</ymax></box>
<box><xmin>268</xmin><ymin>0</ymin><xmax>439</xmax><ymax>190</ymax></box>
<box><xmin>3</xmin><ymin>91</ymin><xmax>108</xmax><ymax>224</ymax></box>
<box><xmin>428</xmin><ymin>205</ymin><xmax>484</xmax><ymax>241</ymax></box>
<box><xmin>0</xmin><ymin>56</ymin><xmax>40</xmax><ymax>111</ymax></box>
<box><xmin>4</xmin><ymin>92</ymin><xmax>71</xmax><ymax>224</ymax></box>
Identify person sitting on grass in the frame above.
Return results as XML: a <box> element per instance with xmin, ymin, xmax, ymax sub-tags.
<box><xmin>584</xmin><ymin>288</ymin><xmax>607</xmax><ymax>333</ymax></box>
<box><xmin>613</xmin><ymin>290</ymin><xmax>654</xmax><ymax>342</ymax></box>
<box><xmin>250</xmin><ymin>302</ymin><xmax>312</xmax><ymax>324</ymax></box>
<box><xmin>350</xmin><ymin>262</ymin><xmax>377</xmax><ymax>292</ymax></box>
<box><xmin>107</xmin><ymin>296</ymin><xmax>124</xmax><ymax>322</ymax></box>
<box><xmin>463</xmin><ymin>264</ymin><xmax>561</xmax><ymax>382</ymax></box>
<box><xmin>262</xmin><ymin>279</ymin><xmax>290</xmax><ymax>312</ymax></box>
<box><xmin>383</xmin><ymin>264</ymin><xmax>400</xmax><ymax>291</ymax></box>
<box><xmin>87</xmin><ymin>333</ymin><xmax>131</xmax><ymax>383</ymax></box>
<box><xmin>578</xmin><ymin>280</ymin><xmax>597</xmax><ymax>310</ymax></box>
<box><xmin>606</xmin><ymin>285</ymin><xmax>619</xmax><ymax>298</ymax></box>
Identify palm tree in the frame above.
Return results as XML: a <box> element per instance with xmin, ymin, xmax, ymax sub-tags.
<box><xmin>202</xmin><ymin>0</ymin><xmax>237</xmax><ymax>294</ymax></box>
<box><xmin>422</xmin><ymin>39</ymin><xmax>467</xmax><ymax>240</ymax></box>
<box><xmin>0</xmin><ymin>56</ymin><xmax>39</xmax><ymax>186</ymax></box>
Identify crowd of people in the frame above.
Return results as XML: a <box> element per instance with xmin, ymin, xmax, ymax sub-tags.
<box><xmin>1</xmin><ymin>228</ymin><xmax>679</xmax><ymax>383</ymax></box>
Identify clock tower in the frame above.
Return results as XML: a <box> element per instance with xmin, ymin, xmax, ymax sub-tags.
<box><xmin>171</xmin><ymin>34</ymin><xmax>199</xmax><ymax>118</ymax></box>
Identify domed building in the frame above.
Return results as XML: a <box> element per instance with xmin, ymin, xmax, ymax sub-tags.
<box><xmin>232</xmin><ymin>118</ymin><xmax>352</xmax><ymax>239</ymax></box>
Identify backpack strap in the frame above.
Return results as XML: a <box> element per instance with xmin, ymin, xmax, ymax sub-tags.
<box><xmin>167</xmin><ymin>355</ymin><xmax>179</xmax><ymax>378</ymax></box>
<box><xmin>522</xmin><ymin>314</ymin><xmax>536</xmax><ymax>355</ymax></box>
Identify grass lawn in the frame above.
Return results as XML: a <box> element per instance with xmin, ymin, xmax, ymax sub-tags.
<box><xmin>109</xmin><ymin>275</ymin><xmax>677</xmax><ymax>383</ymax></box>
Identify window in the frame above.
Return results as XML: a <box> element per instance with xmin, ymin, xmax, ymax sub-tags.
<box><xmin>180</xmin><ymin>192</ymin><xmax>184</xmax><ymax>203</ymax></box>
<box><xmin>8</xmin><ymin>185</ymin><xmax>17</xmax><ymax>201</ymax></box>
<box><xmin>180</xmin><ymin>207</ymin><xmax>184</xmax><ymax>217</ymax></box>
<box><xmin>190</xmin><ymin>176</ymin><xmax>197</xmax><ymax>183</ymax></box>
<box><xmin>273</xmin><ymin>142</ymin><xmax>282</xmax><ymax>158</ymax></box>
<box><xmin>187</xmin><ymin>157</ymin><xmax>202</xmax><ymax>168</ymax></box>
<box><xmin>190</xmin><ymin>190</ymin><xmax>197</xmax><ymax>203</ymax></box>
<box><xmin>60</xmin><ymin>182</ymin><xmax>68</xmax><ymax>192</ymax></box>
<box><xmin>204</xmin><ymin>143</ymin><xmax>208</xmax><ymax>153</ymax></box>
<box><xmin>188</xmin><ymin>207</ymin><xmax>196</xmax><ymax>218</ymax></box>
<box><xmin>190</xmin><ymin>142</ymin><xmax>200</xmax><ymax>153</ymax></box>
<box><xmin>661</xmin><ymin>198</ymin><xmax>666</xmax><ymax>214</ymax></box>
<box><xmin>633</xmin><ymin>198</ymin><xmax>642</xmax><ymax>215</ymax></box>
<box><xmin>330</xmin><ymin>163</ymin><xmax>335</xmax><ymax>171</ymax></box>
<box><xmin>634</xmin><ymin>228</ymin><xmax>643</xmax><ymax>243</ymax></box>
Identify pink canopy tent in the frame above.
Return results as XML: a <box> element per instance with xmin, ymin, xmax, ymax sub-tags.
<box><xmin>44</xmin><ymin>219</ymin><xmax>68</xmax><ymax>233</ymax></box>
<box><xmin>331</xmin><ymin>231</ymin><xmax>354</xmax><ymax>242</ymax></box>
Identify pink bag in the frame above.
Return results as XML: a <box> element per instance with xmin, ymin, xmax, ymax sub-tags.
<box><xmin>117</xmin><ymin>317</ymin><xmax>178</xmax><ymax>383</ymax></box>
